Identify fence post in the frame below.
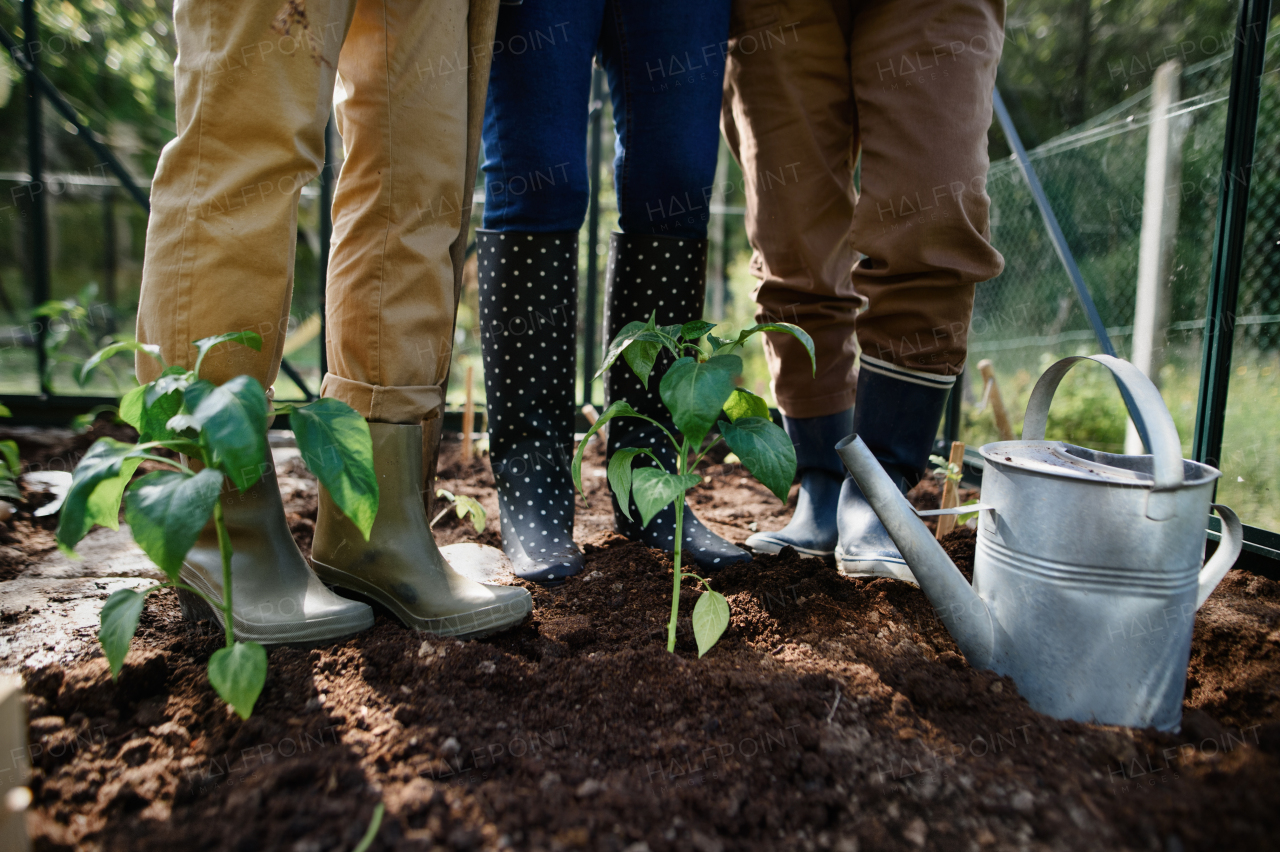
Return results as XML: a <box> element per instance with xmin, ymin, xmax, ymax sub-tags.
<box><xmin>1126</xmin><ymin>60</ymin><xmax>1184</xmax><ymax>454</ymax></box>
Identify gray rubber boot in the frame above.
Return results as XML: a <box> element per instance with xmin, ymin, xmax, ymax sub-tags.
<box><xmin>312</xmin><ymin>421</ymin><xmax>533</xmax><ymax>638</ymax></box>
<box><xmin>745</xmin><ymin>407</ymin><xmax>852</xmax><ymax>559</ymax></box>
<box><xmin>179</xmin><ymin>457</ymin><xmax>374</xmax><ymax>644</ymax></box>
<box><xmin>836</xmin><ymin>358</ymin><xmax>954</xmax><ymax>584</ymax></box>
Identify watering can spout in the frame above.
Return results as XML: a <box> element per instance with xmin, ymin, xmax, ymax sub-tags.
<box><xmin>835</xmin><ymin>435</ymin><xmax>995</xmax><ymax>669</ymax></box>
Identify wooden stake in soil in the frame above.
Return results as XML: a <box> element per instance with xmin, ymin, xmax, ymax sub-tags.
<box><xmin>462</xmin><ymin>364</ymin><xmax>475</xmax><ymax>463</ymax></box>
<box><xmin>977</xmin><ymin>359</ymin><xmax>1015</xmax><ymax>442</ymax></box>
<box><xmin>935</xmin><ymin>440</ymin><xmax>966</xmax><ymax>540</ymax></box>
<box><xmin>582</xmin><ymin>404</ymin><xmax>604</xmax><ymax>443</ymax></box>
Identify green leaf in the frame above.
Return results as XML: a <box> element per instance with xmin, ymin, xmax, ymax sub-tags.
<box><xmin>596</xmin><ymin>318</ymin><xmax>652</xmax><ymax>379</ymax></box>
<box><xmin>735</xmin><ymin>323</ymin><xmax>816</xmax><ymax>375</ymax></box>
<box><xmin>956</xmin><ymin>499</ymin><xmax>981</xmax><ymax>526</ymax></box>
<box><xmin>692</xmin><ymin>588</ymin><xmax>731</xmax><ymax>657</ymax></box>
<box><xmin>182</xmin><ymin>378</ymin><xmax>215</xmax><ymax>414</ymax></box>
<box><xmin>139</xmin><ymin>373</ymin><xmax>190</xmax><ymax>441</ymax></box>
<box><xmin>81</xmin><ymin>339</ymin><xmax>163</xmax><ymax>383</ymax></box>
<box><xmin>99</xmin><ymin>588</ymin><xmax>147</xmax><ymax>678</ymax></box>
<box><xmin>452</xmin><ymin>494</ymin><xmax>487</xmax><ymax>533</ymax></box>
<box><xmin>0</xmin><ymin>440</ymin><xmax>19</xmax><ymax>477</ymax></box>
<box><xmin>191</xmin><ymin>375</ymin><xmax>269</xmax><ymax>493</ymax></box>
<box><xmin>607</xmin><ymin>447</ymin><xmax>662</xmax><ymax>521</ymax></box>
<box><xmin>0</xmin><ymin>403</ymin><xmax>11</xmax><ymax>418</ymax></box>
<box><xmin>57</xmin><ymin>439</ymin><xmax>146</xmax><ymax>550</ymax></box>
<box><xmin>659</xmin><ymin>355</ymin><xmax>741</xmax><ymax>450</ymax></box>
<box><xmin>623</xmin><ymin>337</ymin><xmax>665</xmax><ymax>389</ymax></box>
<box><xmin>706</xmin><ymin>333</ymin><xmax>727</xmax><ymax>352</ymax></box>
<box><xmin>353</xmin><ymin>803</ymin><xmax>386</xmax><ymax>852</ymax></box>
<box><xmin>630</xmin><ymin>467</ymin><xmax>700</xmax><ymax>528</ymax></box>
<box><xmin>86</xmin><ymin>457</ymin><xmax>143</xmax><ymax>533</ymax></box>
<box><xmin>118</xmin><ymin>385</ymin><xmax>146</xmax><ymax>430</ymax></box>
<box><xmin>208</xmin><ymin>641</ymin><xmax>268</xmax><ymax>720</ymax></box>
<box><xmin>679</xmin><ymin>320</ymin><xmax>718</xmax><ymax>341</ymax></box>
<box><xmin>0</xmin><ymin>481</ymin><xmax>20</xmax><ymax>501</ymax></box>
<box><xmin>291</xmin><ymin>398</ymin><xmax>379</xmax><ymax>541</ymax></box>
<box><xmin>125</xmin><ymin>469</ymin><xmax>223</xmax><ymax>581</ymax></box>
<box><xmin>723</xmin><ymin>388</ymin><xmax>770</xmax><ymax>423</ymax></box>
<box><xmin>719</xmin><ymin>417</ymin><xmax>796</xmax><ymax>503</ymax></box>
<box><xmin>571</xmin><ymin>400</ymin><xmax>672</xmax><ymax>498</ymax></box>
<box><xmin>192</xmin><ymin>331</ymin><xmax>263</xmax><ymax>377</ymax></box>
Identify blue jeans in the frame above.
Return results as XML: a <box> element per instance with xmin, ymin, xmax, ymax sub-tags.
<box><xmin>480</xmin><ymin>0</ymin><xmax>730</xmax><ymax>238</ymax></box>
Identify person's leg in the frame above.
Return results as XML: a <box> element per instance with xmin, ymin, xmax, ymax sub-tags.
<box><xmin>474</xmin><ymin>2</ymin><xmax>604</xmax><ymax>584</ymax></box>
<box><xmin>597</xmin><ymin>0</ymin><xmax>748</xmax><ymax>570</ymax></box>
<box><xmin>308</xmin><ymin>0</ymin><xmax>532</xmax><ymax>633</ymax></box>
<box><xmin>136</xmin><ymin>0</ymin><xmax>353</xmax><ymax>387</ymax></box>
<box><xmin>836</xmin><ymin>0</ymin><xmax>1005</xmax><ymax>581</ymax></box>
<box><xmin>722</xmin><ymin>0</ymin><xmax>859</xmax><ymax>557</ymax></box>
<box><xmin>137</xmin><ymin>0</ymin><xmax>374</xmax><ymax>642</ymax></box>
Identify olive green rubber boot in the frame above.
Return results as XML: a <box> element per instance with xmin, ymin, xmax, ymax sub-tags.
<box><xmin>179</xmin><ymin>459</ymin><xmax>375</xmax><ymax>644</ymax></box>
<box><xmin>311</xmin><ymin>421</ymin><xmax>533</xmax><ymax>638</ymax></box>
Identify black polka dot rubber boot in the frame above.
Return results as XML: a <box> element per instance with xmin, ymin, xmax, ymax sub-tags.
<box><xmin>477</xmin><ymin>230</ymin><xmax>584</xmax><ymax>586</ymax></box>
<box><xmin>603</xmin><ymin>232</ymin><xmax>750</xmax><ymax>572</ymax></box>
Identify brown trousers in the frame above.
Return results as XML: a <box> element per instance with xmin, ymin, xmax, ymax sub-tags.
<box><xmin>136</xmin><ymin>0</ymin><xmax>498</xmax><ymax>424</ymax></box>
<box><xmin>722</xmin><ymin>0</ymin><xmax>1006</xmax><ymax>418</ymax></box>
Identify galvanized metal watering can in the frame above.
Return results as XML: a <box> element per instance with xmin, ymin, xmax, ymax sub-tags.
<box><xmin>836</xmin><ymin>354</ymin><xmax>1243</xmax><ymax>731</ymax></box>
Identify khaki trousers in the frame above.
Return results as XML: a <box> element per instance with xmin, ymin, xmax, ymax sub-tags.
<box><xmin>722</xmin><ymin>0</ymin><xmax>1006</xmax><ymax>418</ymax></box>
<box><xmin>136</xmin><ymin>0</ymin><xmax>498</xmax><ymax>424</ymax></box>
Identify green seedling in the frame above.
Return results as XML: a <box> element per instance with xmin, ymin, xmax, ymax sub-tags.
<box><xmin>573</xmin><ymin>316</ymin><xmax>815</xmax><ymax>657</ymax></box>
<box><xmin>56</xmin><ymin>332</ymin><xmax>379</xmax><ymax>719</ymax></box>
<box><xmin>33</xmin><ymin>283</ymin><xmax>130</xmax><ymax>393</ymax></box>
<box><xmin>929</xmin><ymin>453</ymin><xmax>964</xmax><ymax>486</ymax></box>
<box><xmin>431</xmin><ymin>488</ymin><xmax>487</xmax><ymax>533</ymax></box>
<box><xmin>0</xmin><ymin>404</ymin><xmax>20</xmax><ymax>502</ymax></box>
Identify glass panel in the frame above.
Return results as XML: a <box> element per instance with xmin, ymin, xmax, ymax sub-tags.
<box><xmin>1216</xmin><ymin>17</ymin><xmax>1280</xmax><ymax>532</ymax></box>
<box><xmin>963</xmin><ymin>3</ymin><xmax>1241</xmax><ymax>461</ymax></box>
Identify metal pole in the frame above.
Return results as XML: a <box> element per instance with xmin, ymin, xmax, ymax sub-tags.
<box><xmin>993</xmin><ymin>86</ymin><xmax>1152</xmax><ymax>450</ymax></box>
<box><xmin>581</xmin><ymin>65</ymin><xmax>605</xmax><ymax>407</ymax></box>
<box><xmin>1192</xmin><ymin>0</ymin><xmax>1272</xmax><ymax>471</ymax></box>
<box><xmin>22</xmin><ymin>0</ymin><xmax>51</xmax><ymax>395</ymax></box>
<box><xmin>319</xmin><ymin>111</ymin><xmax>336</xmax><ymax>380</ymax></box>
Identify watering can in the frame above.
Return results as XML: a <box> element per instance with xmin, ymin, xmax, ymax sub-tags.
<box><xmin>836</xmin><ymin>354</ymin><xmax>1243</xmax><ymax>731</ymax></box>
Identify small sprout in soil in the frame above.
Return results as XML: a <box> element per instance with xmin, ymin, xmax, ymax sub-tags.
<box><xmin>352</xmin><ymin>802</ymin><xmax>385</xmax><ymax>852</ymax></box>
<box><xmin>431</xmin><ymin>488</ymin><xmax>486</xmax><ymax>533</ymax></box>
<box><xmin>929</xmin><ymin>453</ymin><xmax>964</xmax><ymax>486</ymax></box>
<box><xmin>573</xmin><ymin>315</ymin><xmax>815</xmax><ymax>656</ymax></box>
<box><xmin>56</xmin><ymin>332</ymin><xmax>378</xmax><ymax>720</ymax></box>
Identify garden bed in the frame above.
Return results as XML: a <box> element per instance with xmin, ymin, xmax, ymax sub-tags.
<box><xmin>4</xmin><ymin>428</ymin><xmax>1279</xmax><ymax>851</ymax></box>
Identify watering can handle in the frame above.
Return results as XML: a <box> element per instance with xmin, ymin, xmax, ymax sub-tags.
<box><xmin>1196</xmin><ymin>504</ymin><xmax>1243</xmax><ymax>609</ymax></box>
<box><xmin>1021</xmin><ymin>355</ymin><xmax>1185</xmax><ymax>492</ymax></box>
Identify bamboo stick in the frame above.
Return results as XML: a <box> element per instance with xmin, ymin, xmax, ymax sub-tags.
<box><xmin>935</xmin><ymin>441</ymin><xmax>966</xmax><ymax>540</ymax></box>
<box><xmin>978</xmin><ymin>359</ymin><xmax>1015</xmax><ymax>441</ymax></box>
<box><xmin>462</xmin><ymin>364</ymin><xmax>475</xmax><ymax>463</ymax></box>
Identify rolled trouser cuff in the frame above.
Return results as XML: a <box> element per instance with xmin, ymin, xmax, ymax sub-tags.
<box><xmin>321</xmin><ymin>373</ymin><xmax>443</xmax><ymax>425</ymax></box>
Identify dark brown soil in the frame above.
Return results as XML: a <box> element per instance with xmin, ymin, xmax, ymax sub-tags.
<box><xmin>11</xmin><ymin>433</ymin><xmax>1280</xmax><ymax>852</ymax></box>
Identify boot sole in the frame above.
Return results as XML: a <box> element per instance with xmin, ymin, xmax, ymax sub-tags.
<box><xmin>744</xmin><ymin>534</ymin><xmax>835</xmax><ymax>560</ymax></box>
<box><xmin>836</xmin><ymin>553</ymin><xmax>920</xmax><ymax>586</ymax></box>
<box><xmin>177</xmin><ymin>566</ymin><xmax>375</xmax><ymax>645</ymax></box>
<box><xmin>311</xmin><ymin>560</ymin><xmax>533</xmax><ymax>639</ymax></box>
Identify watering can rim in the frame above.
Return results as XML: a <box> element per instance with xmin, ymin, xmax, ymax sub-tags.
<box><xmin>977</xmin><ymin>439</ymin><xmax>1221</xmax><ymax>490</ymax></box>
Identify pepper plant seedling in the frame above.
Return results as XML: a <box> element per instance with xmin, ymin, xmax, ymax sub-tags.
<box><xmin>431</xmin><ymin>488</ymin><xmax>487</xmax><ymax>533</ymax></box>
<box><xmin>572</xmin><ymin>316</ymin><xmax>814</xmax><ymax>657</ymax></box>
<box><xmin>56</xmin><ymin>332</ymin><xmax>379</xmax><ymax>719</ymax></box>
